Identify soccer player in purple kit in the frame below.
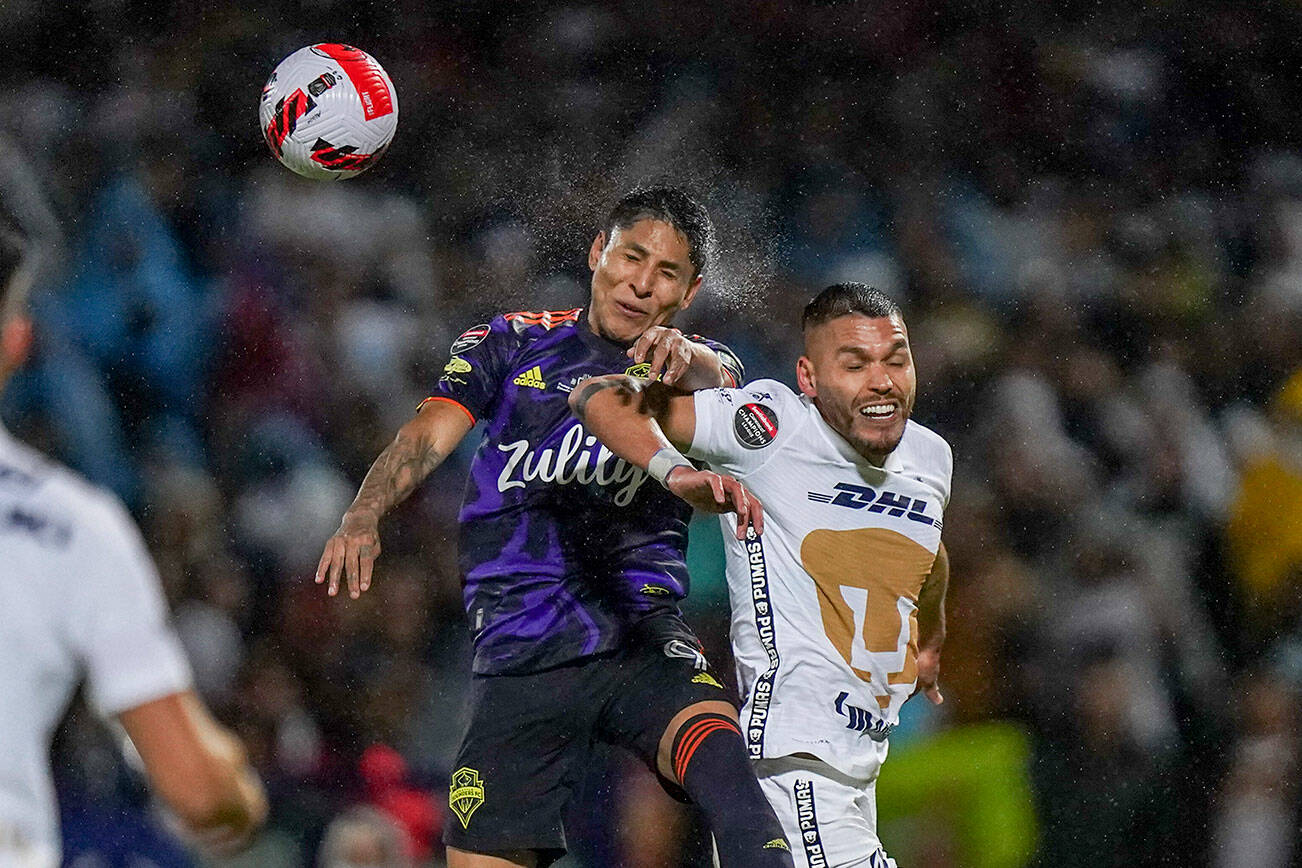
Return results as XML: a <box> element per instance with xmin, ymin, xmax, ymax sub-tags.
<box><xmin>316</xmin><ymin>187</ymin><xmax>794</xmax><ymax>868</ymax></box>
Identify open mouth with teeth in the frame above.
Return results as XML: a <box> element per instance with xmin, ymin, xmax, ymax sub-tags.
<box><xmin>860</xmin><ymin>403</ymin><xmax>898</xmax><ymax>420</ymax></box>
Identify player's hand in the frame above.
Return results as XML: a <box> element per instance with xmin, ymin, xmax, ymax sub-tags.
<box><xmin>665</xmin><ymin>467</ymin><xmax>764</xmax><ymax>540</ymax></box>
<box><xmin>627</xmin><ymin>326</ymin><xmax>694</xmax><ymax>386</ymax></box>
<box><xmin>316</xmin><ymin>510</ymin><xmax>382</xmax><ymax>599</ymax></box>
<box><xmin>181</xmin><ymin>779</ymin><xmax>267</xmax><ymax>858</ymax></box>
<box><xmin>914</xmin><ymin>646</ymin><xmax>943</xmax><ymax>705</ymax></box>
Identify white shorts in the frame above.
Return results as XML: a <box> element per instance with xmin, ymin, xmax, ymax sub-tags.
<box><xmin>755</xmin><ymin>755</ymin><xmax>896</xmax><ymax>868</ymax></box>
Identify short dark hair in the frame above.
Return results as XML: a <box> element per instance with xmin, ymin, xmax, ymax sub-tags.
<box><xmin>802</xmin><ymin>283</ymin><xmax>901</xmax><ymax>331</ymax></box>
<box><xmin>602</xmin><ymin>186</ymin><xmax>714</xmax><ymax>278</ymax></box>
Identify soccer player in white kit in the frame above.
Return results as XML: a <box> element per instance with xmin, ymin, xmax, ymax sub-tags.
<box><xmin>0</xmin><ymin>227</ymin><xmax>266</xmax><ymax>866</ymax></box>
<box><xmin>572</xmin><ymin>284</ymin><xmax>951</xmax><ymax>868</ymax></box>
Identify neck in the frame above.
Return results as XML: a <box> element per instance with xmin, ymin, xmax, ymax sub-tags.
<box><xmin>860</xmin><ymin>447</ymin><xmax>888</xmax><ymax>467</ymax></box>
<box><xmin>583</xmin><ymin>307</ymin><xmax>635</xmax><ymax>348</ymax></box>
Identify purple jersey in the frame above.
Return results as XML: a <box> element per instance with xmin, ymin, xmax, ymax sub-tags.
<box><xmin>427</xmin><ymin>309</ymin><xmax>744</xmax><ymax>674</ymax></box>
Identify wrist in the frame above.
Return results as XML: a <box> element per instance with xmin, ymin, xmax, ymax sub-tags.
<box><xmin>343</xmin><ymin>506</ymin><xmax>380</xmax><ymax>527</ymax></box>
<box><xmin>647</xmin><ymin>446</ymin><xmax>692</xmax><ymax>489</ymax></box>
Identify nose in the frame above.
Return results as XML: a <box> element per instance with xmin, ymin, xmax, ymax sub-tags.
<box><xmin>629</xmin><ymin>263</ymin><xmax>654</xmax><ymax>298</ymax></box>
<box><xmin>864</xmin><ymin>363</ymin><xmax>893</xmax><ymax>394</ymax></box>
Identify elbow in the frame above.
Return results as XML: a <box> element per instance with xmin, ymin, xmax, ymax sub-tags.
<box><xmin>566</xmin><ymin>385</ymin><xmax>585</xmax><ymax>417</ymax></box>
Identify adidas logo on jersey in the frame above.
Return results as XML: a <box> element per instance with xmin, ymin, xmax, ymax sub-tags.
<box><xmin>512</xmin><ymin>366</ymin><xmax>546</xmax><ymax>389</ymax></box>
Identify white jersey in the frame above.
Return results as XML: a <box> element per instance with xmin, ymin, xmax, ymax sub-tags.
<box><xmin>0</xmin><ymin>426</ymin><xmax>191</xmax><ymax>863</ymax></box>
<box><xmin>688</xmin><ymin>380</ymin><xmax>951</xmax><ymax>781</ymax></box>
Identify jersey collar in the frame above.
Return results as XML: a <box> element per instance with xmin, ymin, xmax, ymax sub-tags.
<box><xmin>575</xmin><ymin>307</ymin><xmax>637</xmax><ymax>353</ymax></box>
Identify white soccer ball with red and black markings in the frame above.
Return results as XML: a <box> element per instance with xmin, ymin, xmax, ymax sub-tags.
<box><xmin>259</xmin><ymin>43</ymin><xmax>398</xmax><ymax>180</ymax></box>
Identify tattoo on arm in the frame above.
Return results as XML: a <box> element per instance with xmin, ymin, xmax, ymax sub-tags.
<box><xmin>572</xmin><ymin>376</ymin><xmax>641</xmax><ymax>419</ymax></box>
<box><xmin>348</xmin><ymin>431</ymin><xmax>445</xmax><ymax>521</ymax></box>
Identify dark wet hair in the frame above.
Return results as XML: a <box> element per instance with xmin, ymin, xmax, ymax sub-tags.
<box><xmin>602</xmin><ymin>186</ymin><xmax>714</xmax><ymax>278</ymax></box>
<box><xmin>802</xmin><ymin>283</ymin><xmax>902</xmax><ymax>330</ymax></box>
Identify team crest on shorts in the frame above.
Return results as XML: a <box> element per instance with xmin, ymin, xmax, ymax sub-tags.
<box><xmin>734</xmin><ymin>403</ymin><xmax>778</xmax><ymax>448</ymax></box>
<box><xmin>625</xmin><ymin>361</ymin><xmax>653</xmax><ymax>378</ymax></box>
<box><xmin>449</xmin><ymin>766</ymin><xmax>486</xmax><ymax>828</ymax></box>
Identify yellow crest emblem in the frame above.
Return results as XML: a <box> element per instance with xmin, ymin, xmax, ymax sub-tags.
<box><xmin>449</xmin><ymin>766</ymin><xmax>486</xmax><ymax>829</ymax></box>
<box><xmin>692</xmin><ymin>671</ymin><xmax>724</xmax><ymax>689</ymax></box>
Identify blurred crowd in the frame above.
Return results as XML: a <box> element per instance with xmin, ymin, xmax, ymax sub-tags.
<box><xmin>4</xmin><ymin>0</ymin><xmax>1302</xmax><ymax>865</ymax></box>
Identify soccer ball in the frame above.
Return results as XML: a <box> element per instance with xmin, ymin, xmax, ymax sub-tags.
<box><xmin>259</xmin><ymin>44</ymin><xmax>398</xmax><ymax>180</ymax></box>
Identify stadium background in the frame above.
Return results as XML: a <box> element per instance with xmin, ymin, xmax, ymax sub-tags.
<box><xmin>4</xmin><ymin>1</ymin><xmax>1302</xmax><ymax>865</ymax></box>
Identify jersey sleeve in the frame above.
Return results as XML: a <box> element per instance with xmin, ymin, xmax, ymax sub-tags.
<box><xmin>685</xmin><ymin>379</ymin><xmax>798</xmax><ymax>477</ymax></box>
<box><xmin>937</xmin><ymin>436</ymin><xmax>955</xmax><ymax>509</ymax></box>
<box><xmin>421</xmin><ymin>317</ymin><xmax>519</xmax><ymax>423</ymax></box>
<box><xmin>68</xmin><ymin>495</ymin><xmax>192</xmax><ymax>716</ymax></box>
<box><xmin>903</xmin><ymin>422</ymin><xmax>955</xmax><ymax>510</ymax></box>
<box><xmin>686</xmin><ymin>334</ymin><xmax>745</xmax><ymax>387</ymax></box>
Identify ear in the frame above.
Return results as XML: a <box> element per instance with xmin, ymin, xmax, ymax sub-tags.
<box><xmin>796</xmin><ymin>355</ymin><xmax>816</xmax><ymax>397</ymax></box>
<box><xmin>1</xmin><ymin>316</ymin><xmax>33</xmax><ymax>369</ymax></box>
<box><xmin>679</xmin><ymin>274</ymin><xmax>703</xmax><ymax>311</ymax></box>
<box><xmin>588</xmin><ymin>231</ymin><xmax>607</xmax><ymax>272</ymax></box>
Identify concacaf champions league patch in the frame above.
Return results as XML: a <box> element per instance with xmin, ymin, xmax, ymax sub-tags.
<box><xmin>734</xmin><ymin>403</ymin><xmax>778</xmax><ymax>448</ymax></box>
<box><xmin>451</xmin><ymin>324</ymin><xmax>490</xmax><ymax>354</ymax></box>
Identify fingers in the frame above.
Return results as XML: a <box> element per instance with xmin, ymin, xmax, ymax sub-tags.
<box><xmin>315</xmin><ymin>543</ymin><xmax>332</xmax><ymax>587</ymax></box>
<box><xmin>628</xmin><ymin>327</ymin><xmax>663</xmax><ymax>365</ymax></box>
<box><xmin>319</xmin><ymin>531</ymin><xmax>380</xmax><ymax>599</ymax></box>
<box><xmin>717</xmin><ymin>476</ymin><xmax>763</xmax><ymax>539</ymax></box>
<box><xmin>326</xmin><ymin>539</ymin><xmax>344</xmax><ymax>597</ymax></box>
<box><xmin>646</xmin><ymin>338</ymin><xmax>674</xmax><ymax>383</ymax></box>
<box><xmin>345</xmin><ymin>537</ymin><xmax>362</xmax><ymax>599</ymax></box>
<box><xmin>626</xmin><ymin>327</ymin><xmax>689</xmax><ymax>384</ymax></box>
<box><xmin>661</xmin><ymin>343</ymin><xmax>691</xmax><ymax>386</ymax></box>
<box><xmin>731</xmin><ymin>481</ymin><xmax>749</xmax><ymax>540</ymax></box>
<box><xmin>709</xmin><ymin>473</ymin><xmax>725</xmax><ymax>506</ymax></box>
<box><xmin>359</xmin><ymin>542</ymin><xmax>378</xmax><ymax>594</ymax></box>
<box><xmin>719</xmin><ymin>476</ymin><xmax>748</xmax><ymax>539</ymax></box>
<box><xmin>628</xmin><ymin>329</ymin><xmax>652</xmax><ymax>363</ymax></box>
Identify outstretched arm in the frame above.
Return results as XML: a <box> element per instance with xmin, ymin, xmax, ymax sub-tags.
<box><xmin>570</xmin><ymin>376</ymin><xmax>761</xmax><ymax>538</ymax></box>
<box><xmin>316</xmin><ymin>399</ymin><xmax>474</xmax><ymax>598</ymax></box>
<box><xmin>914</xmin><ymin>541</ymin><xmax>949</xmax><ymax>705</ymax></box>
